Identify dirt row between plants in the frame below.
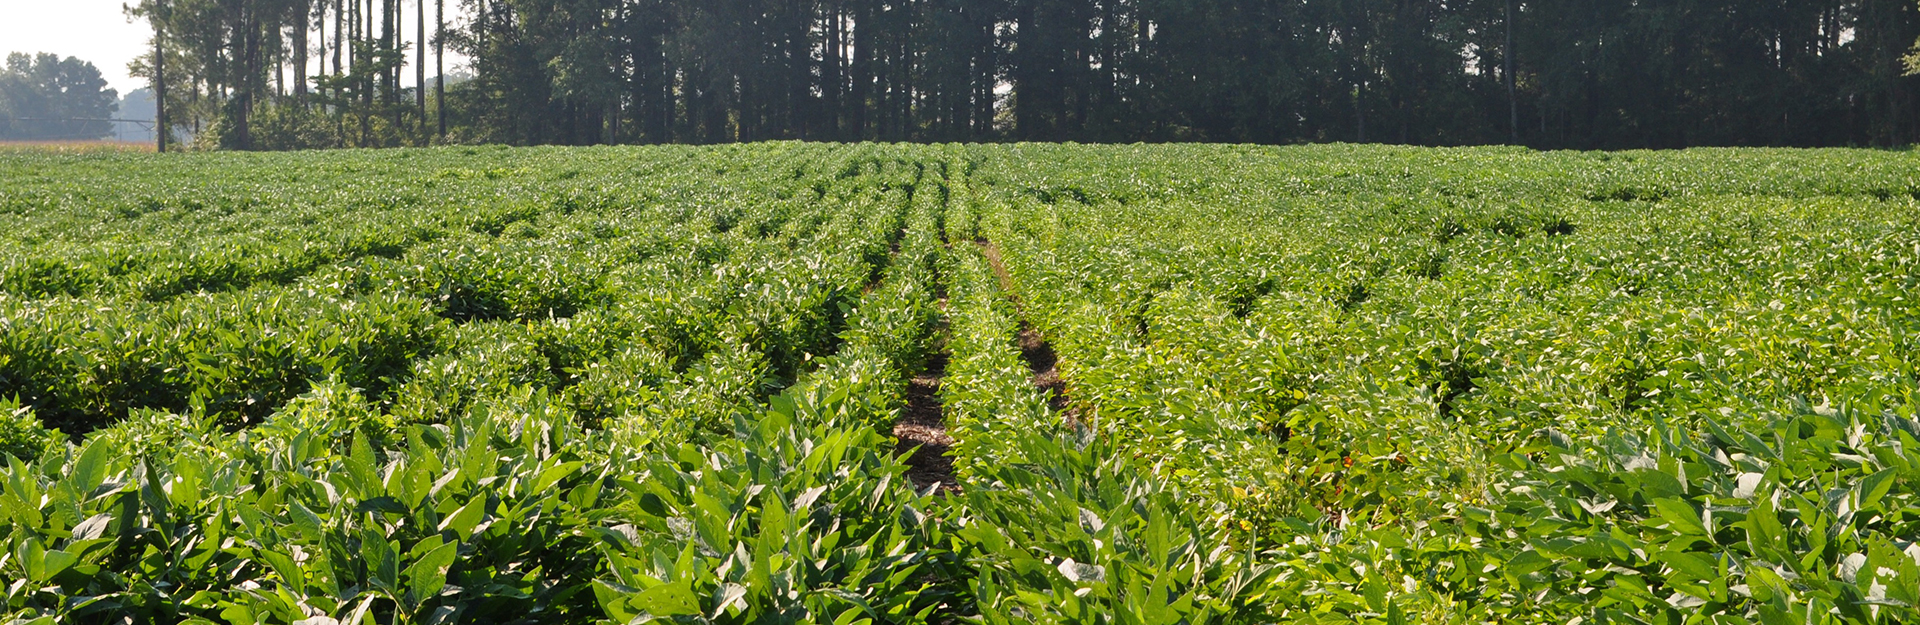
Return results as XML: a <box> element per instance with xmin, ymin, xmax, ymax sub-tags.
<box><xmin>895</xmin><ymin>338</ymin><xmax>957</xmax><ymax>493</ymax></box>
<box><xmin>891</xmin><ymin>222</ymin><xmax>1075</xmax><ymax>493</ymax></box>
<box><xmin>894</xmin><ymin>200</ymin><xmax>955</xmax><ymax>493</ymax></box>
<box><xmin>976</xmin><ymin>239</ymin><xmax>1076</xmax><ymax>419</ymax></box>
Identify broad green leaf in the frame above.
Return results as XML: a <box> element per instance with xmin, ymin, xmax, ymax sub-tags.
<box><xmin>635</xmin><ymin>579</ymin><xmax>702</xmax><ymax>617</ymax></box>
<box><xmin>405</xmin><ymin>537</ymin><xmax>459</xmax><ymax>609</ymax></box>
<box><xmin>439</xmin><ymin>496</ymin><xmax>487</xmax><ymax>541</ymax></box>
<box><xmin>1653</xmin><ymin>498</ymin><xmax>1708</xmax><ymax>536</ymax></box>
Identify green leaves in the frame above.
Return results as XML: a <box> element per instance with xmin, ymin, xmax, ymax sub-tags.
<box><xmin>1652</xmin><ymin>497</ymin><xmax>1709</xmax><ymax>536</ymax></box>
<box><xmin>403</xmin><ymin>537</ymin><xmax>459</xmax><ymax>611</ymax></box>
<box><xmin>947</xmin><ymin>426</ymin><xmax>1280</xmax><ymax>625</ymax></box>
<box><xmin>12</xmin><ymin>535</ymin><xmax>78</xmax><ymax>583</ymax></box>
<box><xmin>592</xmin><ymin>578</ymin><xmax>702</xmax><ymax>622</ymax></box>
<box><xmin>438</xmin><ymin>496</ymin><xmax>487</xmax><ymax>541</ymax></box>
<box><xmin>1477</xmin><ymin>406</ymin><xmax>1920</xmax><ymax>623</ymax></box>
<box><xmin>955</xmin><ymin>144</ymin><xmax>1920</xmax><ymax>624</ymax></box>
<box><xmin>0</xmin><ymin>371</ymin><xmax>958</xmax><ymax>624</ymax></box>
<box><xmin>9</xmin><ymin>143</ymin><xmax>1920</xmax><ymax>625</ymax></box>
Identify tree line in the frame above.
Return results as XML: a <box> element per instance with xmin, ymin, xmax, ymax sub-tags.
<box><xmin>0</xmin><ymin>53</ymin><xmax>122</xmax><ymax>141</ymax></box>
<box><xmin>128</xmin><ymin>0</ymin><xmax>1920</xmax><ymax>150</ymax></box>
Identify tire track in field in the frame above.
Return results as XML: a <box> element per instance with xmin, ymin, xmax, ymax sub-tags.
<box><xmin>894</xmin><ymin>165</ymin><xmax>958</xmax><ymax>493</ymax></box>
<box><xmin>975</xmin><ymin>238</ymin><xmax>1076</xmax><ymax>419</ymax></box>
<box><xmin>895</xmin><ymin>304</ymin><xmax>957</xmax><ymax>493</ymax></box>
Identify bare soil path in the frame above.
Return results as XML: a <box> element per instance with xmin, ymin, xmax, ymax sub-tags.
<box><xmin>976</xmin><ymin>238</ymin><xmax>1077</xmax><ymax>418</ymax></box>
<box><xmin>895</xmin><ymin>344</ymin><xmax>957</xmax><ymax>492</ymax></box>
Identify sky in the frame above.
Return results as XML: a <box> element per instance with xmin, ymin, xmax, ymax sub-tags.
<box><xmin>0</xmin><ymin>0</ymin><xmax>154</xmax><ymax>95</ymax></box>
<box><xmin>0</xmin><ymin>0</ymin><xmax>471</xmax><ymax>98</ymax></box>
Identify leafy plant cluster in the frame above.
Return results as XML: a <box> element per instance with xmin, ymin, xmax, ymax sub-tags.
<box><xmin>968</xmin><ymin>143</ymin><xmax>1920</xmax><ymax>622</ymax></box>
<box><xmin>0</xmin><ymin>144</ymin><xmax>929</xmax><ymax>437</ymax></box>
<box><xmin>3</xmin><ymin>143</ymin><xmax>1920</xmax><ymax>623</ymax></box>
<box><xmin>0</xmin><ymin>143</ymin><xmax>971</xmax><ymax>624</ymax></box>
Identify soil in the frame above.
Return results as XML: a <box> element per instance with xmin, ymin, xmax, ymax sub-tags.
<box><xmin>976</xmin><ymin>238</ymin><xmax>1078</xmax><ymax>420</ymax></box>
<box><xmin>894</xmin><ymin>347</ymin><xmax>958</xmax><ymax>493</ymax></box>
<box><xmin>1018</xmin><ymin>325</ymin><xmax>1074</xmax><ymax>416</ymax></box>
<box><xmin>976</xmin><ymin>237</ymin><xmax>1017</xmax><ymax>294</ymax></box>
<box><xmin>893</xmin><ymin>237</ymin><xmax>1078</xmax><ymax>493</ymax></box>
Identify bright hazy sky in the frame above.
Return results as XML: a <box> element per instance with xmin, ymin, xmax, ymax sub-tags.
<box><xmin>0</xmin><ymin>0</ymin><xmax>470</xmax><ymax>97</ymax></box>
<box><xmin>0</xmin><ymin>0</ymin><xmax>154</xmax><ymax>95</ymax></box>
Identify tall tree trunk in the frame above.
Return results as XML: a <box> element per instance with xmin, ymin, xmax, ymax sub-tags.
<box><xmin>897</xmin><ymin>26</ymin><xmax>911</xmax><ymax>139</ymax></box>
<box><xmin>851</xmin><ymin>0</ymin><xmax>871</xmax><ymax>139</ymax></box>
<box><xmin>236</xmin><ymin>2</ymin><xmax>257</xmax><ymax>150</ymax></box>
<box><xmin>825</xmin><ymin>0</ymin><xmax>842</xmax><ymax>136</ymax></box>
<box><xmin>333</xmin><ymin>0</ymin><xmax>344</xmax><ymax>109</ymax></box>
<box><xmin>977</xmin><ymin>7</ymin><xmax>994</xmax><ymax>138</ymax></box>
<box><xmin>318</xmin><ymin>1</ymin><xmax>328</xmax><ymax>87</ymax></box>
<box><xmin>358</xmin><ymin>0</ymin><xmax>371</xmax><ymax>143</ymax></box>
<box><xmin>154</xmin><ymin>0</ymin><xmax>168</xmax><ymax>152</ymax></box>
<box><xmin>653</xmin><ymin>13</ymin><xmax>673</xmax><ymax>143</ymax></box>
<box><xmin>1013</xmin><ymin>0</ymin><xmax>1037</xmax><ymax>139</ymax></box>
<box><xmin>789</xmin><ymin>0</ymin><xmax>810</xmax><ymax>139</ymax></box>
<box><xmin>627</xmin><ymin>12</ymin><xmax>647</xmax><ymax>143</ymax></box>
<box><xmin>278</xmin><ymin>27</ymin><xmax>288</xmax><ymax>98</ymax></box>
<box><xmin>227</xmin><ymin>0</ymin><xmax>243</xmax><ymax>148</ymax></box>
<box><xmin>295</xmin><ymin>0</ymin><xmax>310</xmax><ymax>106</ymax></box>
<box><xmin>416</xmin><ymin>0</ymin><xmax>426</xmax><ymax>136</ymax></box>
<box><xmin>872</xmin><ymin>18</ymin><xmax>887</xmax><ymax>138</ymax></box>
<box><xmin>333</xmin><ymin>0</ymin><xmax>343</xmax><ymax>136</ymax></box>
<box><xmin>1505</xmin><ymin>0</ymin><xmax>1516</xmax><ymax>143</ymax></box>
<box><xmin>1355</xmin><ymin>82</ymin><xmax>1366</xmax><ymax>143</ymax></box>
<box><xmin>630</xmin><ymin>5</ymin><xmax>668</xmax><ymax>143</ymax></box>
<box><xmin>1100</xmin><ymin>0</ymin><xmax>1115</xmax><ymax>134</ymax></box>
<box><xmin>384</xmin><ymin>0</ymin><xmax>398</xmax><ymax>120</ymax></box>
<box><xmin>436</xmin><ymin>0</ymin><xmax>445</xmax><ymax>137</ymax></box>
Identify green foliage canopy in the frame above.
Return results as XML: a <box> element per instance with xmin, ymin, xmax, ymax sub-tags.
<box><xmin>0</xmin><ymin>52</ymin><xmax>120</xmax><ymax>141</ymax></box>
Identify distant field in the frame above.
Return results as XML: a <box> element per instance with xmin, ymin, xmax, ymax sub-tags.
<box><xmin>1</xmin><ymin>144</ymin><xmax>1916</xmax><ymax>624</ymax></box>
<box><xmin>0</xmin><ymin>140</ymin><xmax>156</xmax><ymax>153</ymax></box>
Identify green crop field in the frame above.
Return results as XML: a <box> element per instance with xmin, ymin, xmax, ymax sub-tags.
<box><xmin>2</xmin><ymin>143</ymin><xmax>1918</xmax><ymax>624</ymax></box>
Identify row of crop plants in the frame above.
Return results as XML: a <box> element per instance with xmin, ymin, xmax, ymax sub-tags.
<box><xmin>0</xmin><ymin>144</ymin><xmax>976</xmax><ymax>623</ymax></box>
<box><xmin>0</xmin><ymin>144</ymin><xmax>1204</xmax><ymax>625</ymax></box>
<box><xmin>0</xmin><ymin>145</ymin><xmax>781</xmax><ymax>301</ymax></box>
<box><xmin>962</xmin><ymin>143</ymin><xmax>1920</xmax><ymax>623</ymax></box>
<box><xmin>0</xmin><ymin>145</ymin><xmax>934</xmax><ymax>440</ymax></box>
<box><xmin>4</xmin><ymin>143</ymin><xmax>1920</xmax><ymax>623</ymax></box>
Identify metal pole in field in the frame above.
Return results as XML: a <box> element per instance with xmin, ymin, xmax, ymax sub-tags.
<box><xmin>154</xmin><ymin>0</ymin><xmax>168</xmax><ymax>152</ymax></box>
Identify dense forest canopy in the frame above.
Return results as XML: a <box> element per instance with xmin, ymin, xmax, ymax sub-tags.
<box><xmin>0</xmin><ymin>53</ymin><xmax>120</xmax><ymax>141</ymax></box>
<box><xmin>125</xmin><ymin>0</ymin><xmax>1920</xmax><ymax>150</ymax></box>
